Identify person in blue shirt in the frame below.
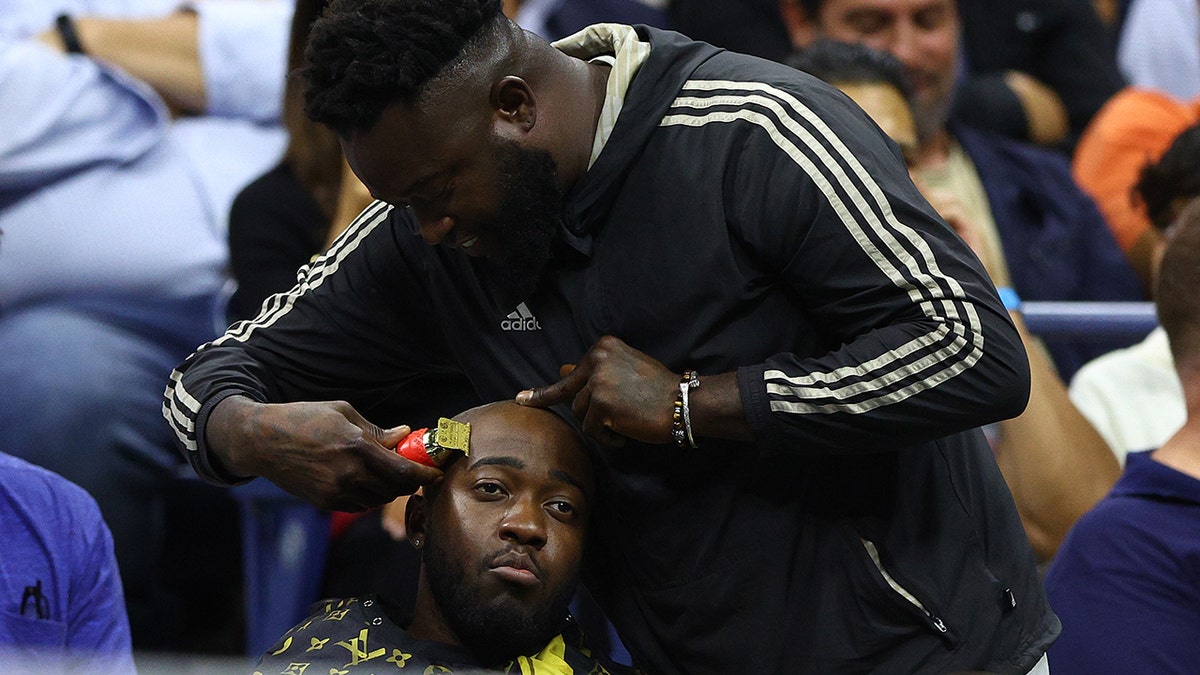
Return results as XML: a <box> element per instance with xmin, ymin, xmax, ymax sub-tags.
<box><xmin>0</xmin><ymin>451</ymin><xmax>134</xmax><ymax>674</ymax></box>
<box><xmin>0</xmin><ymin>2</ymin><xmax>291</xmax><ymax>647</ymax></box>
<box><xmin>1044</xmin><ymin>196</ymin><xmax>1200</xmax><ymax>675</ymax></box>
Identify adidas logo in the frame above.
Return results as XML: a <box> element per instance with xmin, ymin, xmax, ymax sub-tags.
<box><xmin>501</xmin><ymin>302</ymin><xmax>542</xmax><ymax>331</ymax></box>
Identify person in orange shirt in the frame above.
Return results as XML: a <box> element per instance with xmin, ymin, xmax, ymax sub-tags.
<box><xmin>1073</xmin><ymin>89</ymin><xmax>1200</xmax><ymax>293</ymax></box>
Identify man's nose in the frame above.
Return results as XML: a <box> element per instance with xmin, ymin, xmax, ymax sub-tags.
<box><xmin>888</xmin><ymin>21</ymin><xmax>921</xmax><ymax>68</ymax></box>
<box><xmin>499</xmin><ymin>496</ymin><xmax>548</xmax><ymax>548</ymax></box>
<box><xmin>416</xmin><ymin>212</ymin><xmax>455</xmax><ymax>245</ymax></box>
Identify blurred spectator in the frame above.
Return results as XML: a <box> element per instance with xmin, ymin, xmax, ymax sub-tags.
<box><xmin>1069</xmin><ymin>124</ymin><xmax>1200</xmax><ymax>465</ymax></box>
<box><xmin>503</xmin><ymin>0</ymin><xmax>668</xmax><ymax>41</ymax></box>
<box><xmin>779</xmin><ymin>0</ymin><xmax>1144</xmax><ymax>381</ymax></box>
<box><xmin>1072</xmin><ymin>89</ymin><xmax>1200</xmax><ymax>293</ymax></box>
<box><xmin>791</xmin><ymin>39</ymin><xmax>1120</xmax><ymax>560</ymax></box>
<box><xmin>0</xmin><ymin>451</ymin><xmax>134</xmax><ymax>674</ymax></box>
<box><xmin>669</xmin><ymin>0</ymin><xmax>792</xmax><ymax>61</ymax></box>
<box><xmin>954</xmin><ymin>0</ymin><xmax>1124</xmax><ymax>150</ymax></box>
<box><xmin>1045</xmin><ymin>196</ymin><xmax>1200</xmax><ymax>675</ymax></box>
<box><xmin>779</xmin><ymin>0</ymin><xmax>1122</xmax><ymax>151</ymax></box>
<box><xmin>1117</xmin><ymin>0</ymin><xmax>1200</xmax><ymax>101</ymax></box>
<box><xmin>0</xmin><ymin>1</ymin><xmax>291</xmax><ymax>649</ymax></box>
<box><xmin>226</xmin><ymin>0</ymin><xmax>363</xmax><ymax>323</ymax></box>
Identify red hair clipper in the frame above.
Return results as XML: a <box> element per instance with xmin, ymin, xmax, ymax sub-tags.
<box><xmin>396</xmin><ymin>417</ymin><xmax>471</xmax><ymax>467</ymax></box>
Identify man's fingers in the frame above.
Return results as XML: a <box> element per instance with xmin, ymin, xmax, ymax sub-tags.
<box><xmin>373</xmin><ymin>448</ymin><xmax>444</xmax><ymax>488</ymax></box>
<box><xmin>377</xmin><ymin>424</ymin><xmax>412</xmax><ymax>449</ymax></box>
<box><xmin>516</xmin><ymin>364</ymin><xmax>586</xmax><ymax>408</ymax></box>
<box><xmin>559</xmin><ymin>363</ymin><xmax>576</xmax><ymax>377</ymax></box>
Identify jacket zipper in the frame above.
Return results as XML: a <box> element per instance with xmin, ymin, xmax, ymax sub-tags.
<box><xmin>861</xmin><ymin>539</ymin><xmax>953</xmax><ymax>638</ymax></box>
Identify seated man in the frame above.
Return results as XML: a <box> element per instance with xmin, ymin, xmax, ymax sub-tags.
<box><xmin>0</xmin><ymin>451</ymin><xmax>134</xmax><ymax>674</ymax></box>
<box><xmin>254</xmin><ymin>401</ymin><xmax>626</xmax><ymax>674</ymax></box>
<box><xmin>0</xmin><ymin>3</ymin><xmax>290</xmax><ymax>647</ymax></box>
<box><xmin>1044</xmin><ymin>197</ymin><xmax>1200</xmax><ymax>675</ymax></box>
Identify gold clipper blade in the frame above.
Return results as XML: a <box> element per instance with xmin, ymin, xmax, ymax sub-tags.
<box><xmin>427</xmin><ymin>417</ymin><xmax>471</xmax><ymax>465</ymax></box>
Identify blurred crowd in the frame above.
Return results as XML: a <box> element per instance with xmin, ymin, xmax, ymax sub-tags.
<box><xmin>2</xmin><ymin>0</ymin><xmax>1199</xmax><ymax>672</ymax></box>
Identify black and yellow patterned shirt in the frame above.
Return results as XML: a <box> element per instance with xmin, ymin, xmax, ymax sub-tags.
<box><xmin>253</xmin><ymin>596</ymin><xmax>630</xmax><ymax>675</ymax></box>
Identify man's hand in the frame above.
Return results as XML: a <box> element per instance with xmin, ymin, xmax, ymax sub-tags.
<box><xmin>516</xmin><ymin>336</ymin><xmax>679</xmax><ymax>446</ymax></box>
<box><xmin>208</xmin><ymin>396</ymin><xmax>442</xmax><ymax>511</ymax></box>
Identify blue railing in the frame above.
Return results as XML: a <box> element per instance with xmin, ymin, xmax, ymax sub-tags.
<box><xmin>1021</xmin><ymin>301</ymin><xmax>1157</xmax><ymax>339</ymax></box>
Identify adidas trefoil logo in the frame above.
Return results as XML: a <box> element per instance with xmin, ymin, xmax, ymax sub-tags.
<box><xmin>501</xmin><ymin>302</ymin><xmax>542</xmax><ymax>331</ymax></box>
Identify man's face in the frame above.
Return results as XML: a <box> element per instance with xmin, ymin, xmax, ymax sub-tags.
<box><xmin>419</xmin><ymin>406</ymin><xmax>592</xmax><ymax>663</ymax></box>
<box><xmin>342</xmin><ymin>97</ymin><xmax>564</xmax><ymax>296</ymax></box>
<box><xmin>806</xmin><ymin>0</ymin><xmax>959</xmax><ymax>141</ymax></box>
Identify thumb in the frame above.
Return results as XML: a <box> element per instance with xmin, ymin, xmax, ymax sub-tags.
<box><xmin>378</xmin><ymin>424</ymin><xmax>413</xmax><ymax>450</ymax></box>
<box><xmin>515</xmin><ymin>383</ymin><xmax>565</xmax><ymax>408</ymax></box>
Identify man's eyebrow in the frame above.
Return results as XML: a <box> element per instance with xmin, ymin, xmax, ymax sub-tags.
<box><xmin>551</xmin><ymin>469</ymin><xmax>589</xmax><ymax>496</ymax></box>
<box><xmin>468</xmin><ymin>456</ymin><xmax>525</xmax><ymax>471</ymax></box>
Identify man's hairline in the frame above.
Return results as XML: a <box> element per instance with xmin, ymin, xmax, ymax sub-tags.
<box><xmin>339</xmin><ymin>14</ymin><xmax>524</xmax><ymax>141</ymax></box>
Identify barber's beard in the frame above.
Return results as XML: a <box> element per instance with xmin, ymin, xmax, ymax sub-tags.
<box><xmin>423</xmin><ymin>531</ymin><xmax>576</xmax><ymax>665</ymax></box>
<box><xmin>485</xmin><ymin>139</ymin><xmax>564</xmax><ymax>298</ymax></box>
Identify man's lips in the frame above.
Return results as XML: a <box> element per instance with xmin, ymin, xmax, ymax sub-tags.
<box><xmin>488</xmin><ymin>550</ymin><xmax>541</xmax><ymax>587</ymax></box>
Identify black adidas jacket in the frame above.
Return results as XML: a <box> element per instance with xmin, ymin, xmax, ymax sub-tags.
<box><xmin>165</xmin><ymin>26</ymin><xmax>1057</xmax><ymax>675</ymax></box>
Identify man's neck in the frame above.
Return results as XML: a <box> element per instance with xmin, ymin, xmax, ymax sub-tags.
<box><xmin>546</xmin><ymin>47</ymin><xmax>611</xmax><ymax>189</ymax></box>
<box><xmin>1151</xmin><ymin>408</ymin><xmax>1200</xmax><ymax>481</ymax></box>
<box><xmin>407</xmin><ymin>585</ymin><xmax>462</xmax><ymax>649</ymax></box>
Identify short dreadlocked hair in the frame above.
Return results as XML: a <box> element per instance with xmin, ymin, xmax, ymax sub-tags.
<box><xmin>786</xmin><ymin>39</ymin><xmax>914</xmax><ymax>103</ymax></box>
<box><xmin>303</xmin><ymin>0</ymin><xmax>504</xmax><ymax>137</ymax></box>
<box><xmin>1135</xmin><ymin>123</ymin><xmax>1200</xmax><ymax>233</ymax></box>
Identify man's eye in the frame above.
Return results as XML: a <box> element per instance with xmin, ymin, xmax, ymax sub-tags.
<box><xmin>914</xmin><ymin>7</ymin><xmax>948</xmax><ymax>30</ymax></box>
<box><xmin>548</xmin><ymin>500</ymin><xmax>575</xmax><ymax>516</ymax></box>
<box><xmin>846</xmin><ymin>12</ymin><xmax>889</xmax><ymax>35</ymax></box>
<box><xmin>475</xmin><ymin>481</ymin><xmax>506</xmax><ymax>496</ymax></box>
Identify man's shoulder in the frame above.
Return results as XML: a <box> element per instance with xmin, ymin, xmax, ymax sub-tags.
<box><xmin>0</xmin><ymin>452</ymin><xmax>100</xmax><ymax>524</ymax></box>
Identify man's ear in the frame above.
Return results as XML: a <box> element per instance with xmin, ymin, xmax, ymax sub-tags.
<box><xmin>779</xmin><ymin>0</ymin><xmax>819</xmax><ymax>50</ymax></box>
<box><xmin>490</xmin><ymin>75</ymin><xmax>537</xmax><ymax>137</ymax></box>
<box><xmin>405</xmin><ymin>492</ymin><xmax>428</xmax><ymax>550</ymax></box>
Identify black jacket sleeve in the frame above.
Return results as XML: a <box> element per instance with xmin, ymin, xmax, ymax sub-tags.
<box><xmin>707</xmin><ymin>78</ymin><xmax>1031</xmax><ymax>453</ymax></box>
<box><xmin>164</xmin><ymin>201</ymin><xmax>469</xmax><ymax>483</ymax></box>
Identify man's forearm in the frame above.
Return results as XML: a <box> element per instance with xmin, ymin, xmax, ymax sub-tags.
<box><xmin>43</xmin><ymin>11</ymin><xmax>205</xmax><ymax>114</ymax></box>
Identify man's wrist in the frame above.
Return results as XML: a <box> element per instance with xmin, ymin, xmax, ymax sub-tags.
<box><xmin>205</xmin><ymin>394</ymin><xmax>262</xmax><ymax>478</ymax></box>
<box><xmin>686</xmin><ymin>371</ymin><xmax>754</xmax><ymax>442</ymax></box>
<box><xmin>54</xmin><ymin>15</ymin><xmax>86</xmax><ymax>54</ymax></box>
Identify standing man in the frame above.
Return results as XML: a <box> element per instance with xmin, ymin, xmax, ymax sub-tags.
<box><xmin>164</xmin><ymin>1</ymin><xmax>1057</xmax><ymax>672</ymax></box>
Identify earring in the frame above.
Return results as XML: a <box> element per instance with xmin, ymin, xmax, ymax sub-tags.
<box><xmin>412</xmin><ymin>538</ymin><xmax>421</xmax><ymax>548</ymax></box>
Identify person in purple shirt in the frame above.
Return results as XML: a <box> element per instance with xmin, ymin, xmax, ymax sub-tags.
<box><xmin>0</xmin><ymin>451</ymin><xmax>134</xmax><ymax>674</ymax></box>
<box><xmin>1044</xmin><ymin>196</ymin><xmax>1200</xmax><ymax>675</ymax></box>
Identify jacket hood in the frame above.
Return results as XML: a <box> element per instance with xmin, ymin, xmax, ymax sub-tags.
<box><xmin>560</xmin><ymin>27</ymin><xmax>723</xmax><ymax>242</ymax></box>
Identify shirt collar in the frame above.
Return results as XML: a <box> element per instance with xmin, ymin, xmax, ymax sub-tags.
<box><xmin>552</xmin><ymin>23</ymin><xmax>651</xmax><ymax>169</ymax></box>
<box><xmin>1114</xmin><ymin>450</ymin><xmax>1200</xmax><ymax>505</ymax></box>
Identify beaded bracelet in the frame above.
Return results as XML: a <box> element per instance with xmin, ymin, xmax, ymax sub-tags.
<box><xmin>671</xmin><ymin>370</ymin><xmax>700</xmax><ymax>448</ymax></box>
